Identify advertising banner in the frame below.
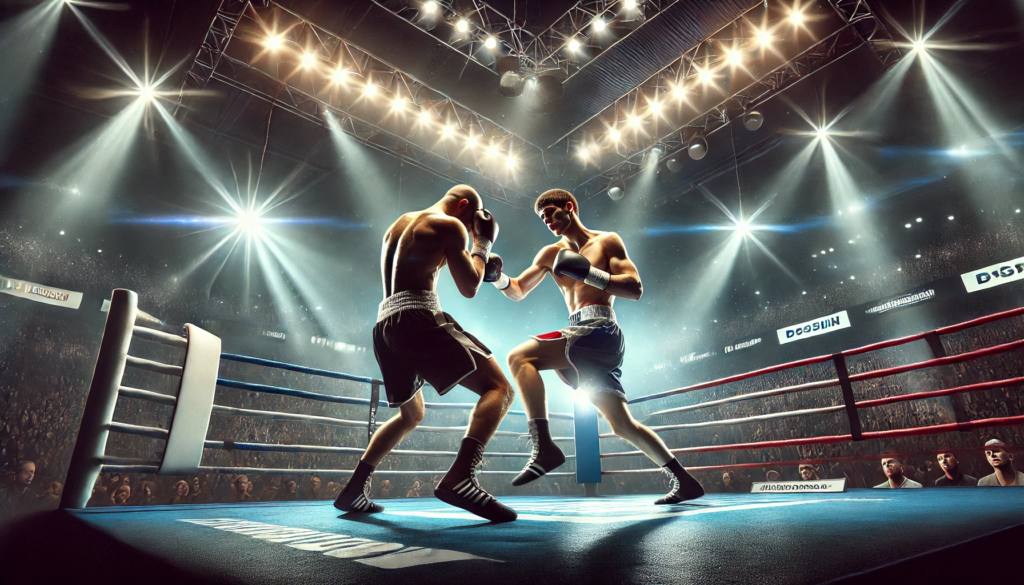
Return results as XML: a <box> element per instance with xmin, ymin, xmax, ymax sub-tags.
<box><xmin>751</xmin><ymin>478</ymin><xmax>847</xmax><ymax>493</ymax></box>
<box><xmin>724</xmin><ymin>337</ymin><xmax>762</xmax><ymax>354</ymax></box>
<box><xmin>1</xmin><ymin>276</ymin><xmax>83</xmax><ymax>309</ymax></box>
<box><xmin>777</xmin><ymin>310</ymin><xmax>851</xmax><ymax>345</ymax></box>
<box><xmin>961</xmin><ymin>256</ymin><xmax>1024</xmax><ymax>293</ymax></box>
<box><xmin>864</xmin><ymin>288</ymin><xmax>936</xmax><ymax>316</ymax></box>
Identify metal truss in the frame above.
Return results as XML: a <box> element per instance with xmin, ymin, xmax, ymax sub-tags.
<box><xmin>564</xmin><ymin>0</ymin><xmax>904</xmax><ymax>201</ymax></box>
<box><xmin>176</xmin><ymin>1</ymin><xmax>544</xmax><ymax>206</ymax></box>
<box><xmin>827</xmin><ymin>0</ymin><xmax>902</xmax><ymax>67</ymax></box>
<box><xmin>177</xmin><ymin>0</ymin><xmax>249</xmax><ymax>102</ymax></box>
<box><xmin>372</xmin><ymin>0</ymin><xmax>679</xmax><ymax>77</ymax></box>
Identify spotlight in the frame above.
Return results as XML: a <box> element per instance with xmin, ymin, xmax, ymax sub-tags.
<box><xmin>441</xmin><ymin>124</ymin><xmax>454</xmax><ymax>137</ymax></box>
<box><xmin>911</xmin><ymin>39</ymin><xmax>927</xmax><ymax>53</ymax></box>
<box><xmin>391</xmin><ymin>98</ymin><xmax>405</xmax><ymax>111</ymax></box>
<box><xmin>363</xmin><ymin>84</ymin><xmax>377</xmax><ymax>97</ymax></box>
<box><xmin>484</xmin><ymin>36</ymin><xmax>498</xmax><ymax>49</ymax></box>
<box><xmin>623</xmin><ymin>0</ymin><xmax>638</xmax><ymax>9</ymax></box>
<box><xmin>423</xmin><ymin>1</ymin><xmax>438</xmax><ymax>13</ymax></box>
<box><xmin>418</xmin><ymin>110</ymin><xmax>432</xmax><ymax>125</ymax></box>
<box><xmin>743</xmin><ymin>110</ymin><xmax>763</xmax><ymax>131</ymax></box>
<box><xmin>607</xmin><ymin>128</ymin><xmax>621</xmax><ymax>143</ymax></box>
<box><xmin>300</xmin><ymin>52</ymin><xmax>316</xmax><ymax>68</ymax></box>
<box><xmin>725</xmin><ymin>49</ymin><xmax>742</xmax><ymax>66</ymax></box>
<box><xmin>466</xmin><ymin>134</ymin><xmax>478</xmax><ymax>148</ymax></box>
<box><xmin>136</xmin><ymin>85</ymin><xmax>154</xmax><ymax>102</ymax></box>
<box><xmin>628</xmin><ymin>115</ymin><xmax>642</xmax><ymax>128</ymax></box>
<box><xmin>456</xmin><ymin>19</ymin><xmax>470</xmax><ymax>33</ymax></box>
<box><xmin>757</xmin><ymin>29</ymin><xmax>772</xmax><ymax>46</ymax></box>
<box><xmin>592</xmin><ymin>18</ymin><xmax>606</xmax><ymax>32</ymax></box>
<box><xmin>648</xmin><ymin>101</ymin><xmax>662</xmax><ymax>115</ymax></box>
<box><xmin>487</xmin><ymin>145</ymin><xmax>500</xmax><ymax>157</ymax></box>
<box><xmin>608</xmin><ymin>183</ymin><xmax>625</xmax><ymax>201</ymax></box>
<box><xmin>697</xmin><ymin>68</ymin><xmax>714</xmax><ymax>85</ymax></box>
<box><xmin>506</xmin><ymin>155</ymin><xmax>517</xmax><ymax>169</ymax></box>
<box><xmin>332</xmin><ymin>68</ymin><xmax>349</xmax><ymax>84</ymax></box>
<box><xmin>671</xmin><ymin>83</ymin><xmax>687</xmax><ymax>100</ymax></box>
<box><xmin>666</xmin><ymin>158</ymin><xmax>683</xmax><ymax>172</ymax></box>
<box><xmin>687</xmin><ymin>133</ymin><xmax>708</xmax><ymax>160</ymax></box>
<box><xmin>816</xmin><ymin>127</ymin><xmax>829</xmax><ymax>140</ymax></box>
<box><xmin>568</xmin><ymin>37</ymin><xmax>581</xmax><ymax>52</ymax></box>
<box><xmin>789</xmin><ymin>10</ymin><xmax>804</xmax><ymax>25</ymax></box>
<box><xmin>265</xmin><ymin>35</ymin><xmax>284</xmax><ymax>50</ymax></box>
<box><xmin>948</xmin><ymin>215</ymin><xmax>954</xmax><ymax>220</ymax></box>
<box><xmin>578</xmin><ymin>144</ymin><xmax>591</xmax><ymax>160</ymax></box>
<box><xmin>916</xmin><ymin>217</ymin><xmax>922</xmax><ymax>222</ymax></box>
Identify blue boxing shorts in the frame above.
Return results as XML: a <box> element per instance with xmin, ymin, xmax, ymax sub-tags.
<box><xmin>532</xmin><ymin>304</ymin><xmax>626</xmax><ymax>400</ymax></box>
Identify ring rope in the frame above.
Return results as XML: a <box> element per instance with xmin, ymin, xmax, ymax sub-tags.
<box><xmin>643</xmin><ymin>378</ymin><xmax>839</xmax><ymax>419</ymax></box>
<box><xmin>220</xmin><ymin>353</ymin><xmax>380</xmax><ymax>385</ymax></box>
<box><xmin>629</xmin><ymin>306</ymin><xmax>1024</xmax><ymax>405</ymax></box>
<box><xmin>202</xmin><ymin>440</ymin><xmax>576</xmax><ymax>459</ymax></box>
<box><xmin>132</xmin><ymin>326</ymin><xmax>187</xmax><ymax>349</ymax></box>
<box><xmin>109</xmin><ymin>421</ymin><xmax>169</xmax><ymax>440</ymax></box>
<box><xmin>846</xmin><ymin>338</ymin><xmax>1024</xmax><ymax>382</ymax></box>
<box><xmin>119</xmin><ymin>386</ymin><xmax>176</xmax><ymax>406</ymax></box>
<box><xmin>210</xmin><ymin>405</ymin><xmax>368</xmax><ymax>428</ymax></box>
<box><xmin>599</xmin><ymin>414</ymin><xmax>1024</xmax><ymax>458</ymax></box>
<box><xmin>98</xmin><ymin>465</ymin><xmax>577</xmax><ymax>477</ymax></box>
<box><xmin>601</xmin><ymin>405</ymin><xmax>845</xmax><ymax>438</ymax></box>
<box><xmin>126</xmin><ymin>355</ymin><xmax>183</xmax><ymax>377</ymax></box>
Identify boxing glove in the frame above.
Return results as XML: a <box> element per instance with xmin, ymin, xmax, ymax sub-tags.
<box><xmin>553</xmin><ymin>249</ymin><xmax>610</xmax><ymax>290</ymax></box>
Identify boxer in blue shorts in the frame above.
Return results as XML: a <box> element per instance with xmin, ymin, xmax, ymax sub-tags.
<box><xmin>492</xmin><ymin>189</ymin><xmax>705</xmax><ymax>504</ymax></box>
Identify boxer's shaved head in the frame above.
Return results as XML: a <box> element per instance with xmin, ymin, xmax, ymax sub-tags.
<box><xmin>535</xmin><ymin>189</ymin><xmax>578</xmax><ymax>214</ymax></box>
<box><xmin>443</xmin><ymin>184</ymin><xmax>483</xmax><ymax>209</ymax></box>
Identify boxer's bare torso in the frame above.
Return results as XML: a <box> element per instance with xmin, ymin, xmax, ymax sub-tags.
<box><xmin>381</xmin><ymin>211</ymin><xmax>476</xmax><ymax>298</ymax></box>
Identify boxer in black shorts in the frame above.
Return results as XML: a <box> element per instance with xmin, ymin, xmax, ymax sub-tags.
<box><xmin>333</xmin><ymin>185</ymin><xmax>517</xmax><ymax>523</ymax></box>
<box><xmin>492</xmin><ymin>189</ymin><xmax>705</xmax><ymax>505</ymax></box>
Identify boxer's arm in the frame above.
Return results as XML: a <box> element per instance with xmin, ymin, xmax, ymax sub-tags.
<box><xmin>603</xmin><ymin>233</ymin><xmax>643</xmax><ymax>300</ymax></box>
<box><xmin>439</xmin><ymin>218</ymin><xmax>485</xmax><ymax>298</ymax></box>
<box><xmin>500</xmin><ymin>246</ymin><xmax>556</xmax><ymax>302</ymax></box>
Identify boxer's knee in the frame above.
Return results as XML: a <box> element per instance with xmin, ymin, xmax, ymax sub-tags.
<box><xmin>399</xmin><ymin>398</ymin><xmax>425</xmax><ymax>427</ymax></box>
<box><xmin>506</xmin><ymin>345</ymin><xmax>536</xmax><ymax>376</ymax></box>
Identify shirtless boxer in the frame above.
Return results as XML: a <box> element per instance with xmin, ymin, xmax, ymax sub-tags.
<box><xmin>492</xmin><ymin>189</ymin><xmax>705</xmax><ymax>505</ymax></box>
<box><xmin>333</xmin><ymin>185</ymin><xmax>517</xmax><ymax>522</ymax></box>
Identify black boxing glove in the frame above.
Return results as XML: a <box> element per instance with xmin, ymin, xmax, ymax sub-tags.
<box><xmin>484</xmin><ymin>254</ymin><xmax>511</xmax><ymax>290</ymax></box>
<box><xmin>471</xmin><ymin>209</ymin><xmax>499</xmax><ymax>261</ymax></box>
<box><xmin>552</xmin><ymin>249</ymin><xmax>610</xmax><ymax>290</ymax></box>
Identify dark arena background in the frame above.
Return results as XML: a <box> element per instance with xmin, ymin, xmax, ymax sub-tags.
<box><xmin>1</xmin><ymin>1</ymin><xmax>1024</xmax><ymax>583</ymax></box>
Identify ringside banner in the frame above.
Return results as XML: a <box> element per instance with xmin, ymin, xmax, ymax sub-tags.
<box><xmin>864</xmin><ymin>288</ymin><xmax>936</xmax><ymax>316</ymax></box>
<box><xmin>961</xmin><ymin>256</ymin><xmax>1024</xmax><ymax>293</ymax></box>
<box><xmin>751</xmin><ymin>478</ymin><xmax>847</xmax><ymax>493</ymax></box>
<box><xmin>1</xmin><ymin>276</ymin><xmax>82</xmax><ymax>309</ymax></box>
<box><xmin>777</xmin><ymin>310</ymin><xmax>850</xmax><ymax>345</ymax></box>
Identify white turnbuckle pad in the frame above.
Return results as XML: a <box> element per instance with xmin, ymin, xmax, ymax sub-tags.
<box><xmin>159</xmin><ymin>324</ymin><xmax>221</xmax><ymax>475</ymax></box>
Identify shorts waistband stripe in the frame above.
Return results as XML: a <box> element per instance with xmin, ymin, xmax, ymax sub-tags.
<box><xmin>377</xmin><ymin>290</ymin><xmax>441</xmax><ymax>322</ymax></box>
<box><xmin>569</xmin><ymin>305</ymin><xmax>615</xmax><ymax>326</ymax></box>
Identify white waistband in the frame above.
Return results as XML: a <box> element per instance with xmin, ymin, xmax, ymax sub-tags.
<box><xmin>377</xmin><ymin>290</ymin><xmax>441</xmax><ymax>322</ymax></box>
<box><xmin>569</xmin><ymin>304</ymin><xmax>615</xmax><ymax>326</ymax></box>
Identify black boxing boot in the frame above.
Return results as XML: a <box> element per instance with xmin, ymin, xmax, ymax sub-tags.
<box><xmin>512</xmin><ymin>418</ymin><xmax>566</xmax><ymax>486</ymax></box>
<box><xmin>334</xmin><ymin>459</ymin><xmax>384</xmax><ymax>513</ymax></box>
<box><xmin>655</xmin><ymin>458</ymin><xmax>705</xmax><ymax>505</ymax></box>
<box><xmin>435</xmin><ymin>437</ymin><xmax>517</xmax><ymax>523</ymax></box>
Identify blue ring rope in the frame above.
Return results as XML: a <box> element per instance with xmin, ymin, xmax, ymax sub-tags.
<box><xmin>220</xmin><ymin>353</ymin><xmax>381</xmax><ymax>385</ymax></box>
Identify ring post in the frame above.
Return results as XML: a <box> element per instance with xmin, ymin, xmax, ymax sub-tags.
<box><xmin>924</xmin><ymin>332</ymin><xmax>970</xmax><ymax>430</ymax></box>
<box><xmin>831</xmin><ymin>353</ymin><xmax>863</xmax><ymax>441</ymax></box>
<box><xmin>573</xmin><ymin>397</ymin><xmax>602</xmax><ymax>493</ymax></box>
<box><xmin>61</xmin><ymin>289</ymin><xmax>138</xmax><ymax>509</ymax></box>
<box><xmin>368</xmin><ymin>381</ymin><xmax>381</xmax><ymax>444</ymax></box>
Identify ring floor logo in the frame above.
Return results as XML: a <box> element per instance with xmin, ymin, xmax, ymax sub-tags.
<box><xmin>777</xmin><ymin>310</ymin><xmax>851</xmax><ymax>345</ymax></box>
<box><xmin>962</xmin><ymin>256</ymin><xmax>1024</xmax><ymax>293</ymax></box>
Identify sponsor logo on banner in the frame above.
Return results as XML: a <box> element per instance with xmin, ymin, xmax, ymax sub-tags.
<box><xmin>1</xmin><ymin>276</ymin><xmax>83</xmax><ymax>309</ymax></box>
<box><xmin>777</xmin><ymin>310</ymin><xmax>850</xmax><ymax>345</ymax></box>
<box><xmin>312</xmin><ymin>336</ymin><xmax>367</xmax><ymax>354</ymax></box>
<box><xmin>680</xmin><ymin>350</ymin><xmax>717</xmax><ymax>365</ymax></box>
<box><xmin>751</xmin><ymin>478</ymin><xmax>847</xmax><ymax>493</ymax></box>
<box><xmin>725</xmin><ymin>337</ymin><xmax>761</xmax><ymax>354</ymax></box>
<box><xmin>962</xmin><ymin>256</ymin><xmax>1024</xmax><ymax>293</ymax></box>
<box><xmin>261</xmin><ymin>330</ymin><xmax>286</xmax><ymax>341</ymax></box>
<box><xmin>865</xmin><ymin>289</ymin><xmax>936</xmax><ymax>316</ymax></box>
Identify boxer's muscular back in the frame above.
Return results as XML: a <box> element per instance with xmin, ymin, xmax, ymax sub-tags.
<box><xmin>381</xmin><ymin>211</ymin><xmax>456</xmax><ymax>297</ymax></box>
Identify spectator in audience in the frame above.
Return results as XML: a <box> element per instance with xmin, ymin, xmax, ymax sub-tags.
<box><xmin>111</xmin><ymin>485</ymin><xmax>131</xmax><ymax>506</ymax></box>
<box><xmin>170</xmin><ymin>480</ymin><xmax>190</xmax><ymax>504</ymax></box>
<box><xmin>406</xmin><ymin>478</ymin><xmax>422</xmax><ymax>498</ymax></box>
<box><xmin>978</xmin><ymin>439</ymin><xmax>1024</xmax><ymax>487</ymax></box>
<box><xmin>934</xmin><ymin>452</ymin><xmax>977</xmax><ymax>487</ymax></box>
<box><xmin>379</xmin><ymin>479</ymin><xmax>392</xmax><ymax>498</ymax></box>
<box><xmin>874</xmin><ymin>457</ymin><xmax>922</xmax><ymax>489</ymax></box>
<box><xmin>276</xmin><ymin>480</ymin><xmax>299</xmax><ymax>501</ymax></box>
<box><xmin>304</xmin><ymin>476</ymin><xmax>322</xmax><ymax>500</ymax></box>
<box><xmin>229</xmin><ymin>475</ymin><xmax>252</xmax><ymax>502</ymax></box>
<box><xmin>37</xmin><ymin>480</ymin><xmax>62</xmax><ymax>508</ymax></box>
<box><xmin>0</xmin><ymin>461</ymin><xmax>37</xmax><ymax>513</ymax></box>
<box><xmin>798</xmin><ymin>464</ymin><xmax>820</xmax><ymax>481</ymax></box>
<box><xmin>765</xmin><ymin>470</ymin><xmax>781</xmax><ymax>482</ymax></box>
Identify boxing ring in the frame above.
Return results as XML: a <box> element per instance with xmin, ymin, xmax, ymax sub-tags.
<box><xmin>36</xmin><ymin>288</ymin><xmax>1024</xmax><ymax>584</ymax></box>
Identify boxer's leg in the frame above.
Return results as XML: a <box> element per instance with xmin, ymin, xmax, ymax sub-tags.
<box><xmin>507</xmin><ymin>338</ymin><xmax>570</xmax><ymax>486</ymax></box>
<box><xmin>590</xmin><ymin>393</ymin><xmax>704</xmax><ymax>504</ymax></box>
<box><xmin>458</xmin><ymin>355</ymin><xmax>515</xmax><ymax>444</ymax></box>
<box><xmin>362</xmin><ymin>393</ymin><xmax>425</xmax><ymax>466</ymax></box>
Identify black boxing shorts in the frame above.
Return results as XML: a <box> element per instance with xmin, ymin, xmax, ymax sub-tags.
<box><xmin>532</xmin><ymin>304</ymin><xmax>626</xmax><ymax>400</ymax></box>
<box><xmin>373</xmin><ymin>290</ymin><xmax>492</xmax><ymax>408</ymax></box>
